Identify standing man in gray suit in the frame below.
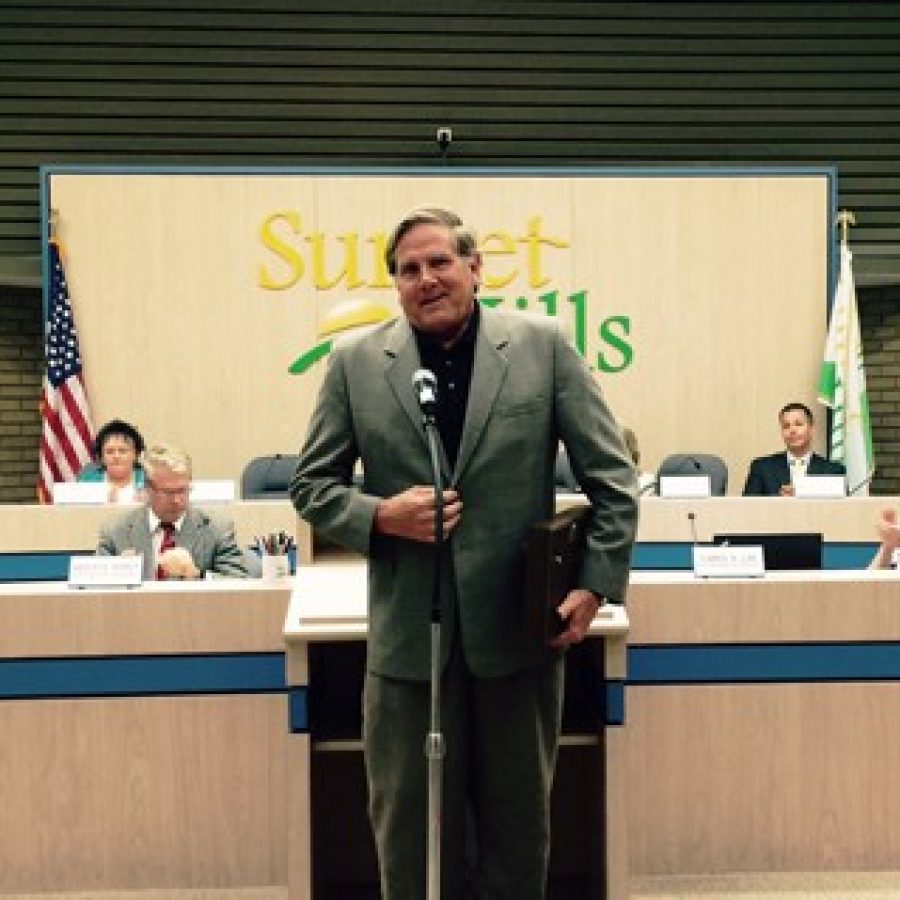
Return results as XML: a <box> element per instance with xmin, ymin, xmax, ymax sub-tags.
<box><xmin>291</xmin><ymin>207</ymin><xmax>637</xmax><ymax>899</ymax></box>
<box><xmin>97</xmin><ymin>442</ymin><xmax>257</xmax><ymax>580</ymax></box>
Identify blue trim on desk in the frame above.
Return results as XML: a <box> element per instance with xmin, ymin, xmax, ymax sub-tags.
<box><xmin>0</xmin><ymin>652</ymin><xmax>286</xmax><ymax>700</ymax></box>
<box><xmin>825</xmin><ymin>543</ymin><xmax>879</xmax><ymax>569</ymax></box>
<box><xmin>0</xmin><ymin>552</ymin><xmax>81</xmax><ymax>582</ymax></box>
<box><xmin>632</xmin><ymin>543</ymin><xmax>693</xmax><ymax>569</ymax></box>
<box><xmin>7</xmin><ymin>641</ymin><xmax>896</xmax><ymax>727</ymax></box>
<box><xmin>289</xmin><ymin>687</ymin><xmax>309</xmax><ymax>733</ymax></box>
<box><xmin>632</xmin><ymin>542</ymin><xmax>878</xmax><ymax>571</ymax></box>
<box><xmin>605</xmin><ymin>682</ymin><xmax>625</xmax><ymax>727</ymax></box>
<box><xmin>628</xmin><ymin>641</ymin><xmax>900</xmax><ymax>685</ymax></box>
<box><xmin>0</xmin><ymin>541</ymin><xmax>881</xmax><ymax>582</ymax></box>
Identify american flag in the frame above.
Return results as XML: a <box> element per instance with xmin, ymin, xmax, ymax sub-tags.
<box><xmin>37</xmin><ymin>240</ymin><xmax>95</xmax><ymax>503</ymax></box>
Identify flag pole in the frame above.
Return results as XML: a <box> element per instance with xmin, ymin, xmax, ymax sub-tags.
<box><xmin>819</xmin><ymin>207</ymin><xmax>874</xmax><ymax>495</ymax></box>
<box><xmin>836</xmin><ymin>209</ymin><xmax>855</xmax><ymax>248</ymax></box>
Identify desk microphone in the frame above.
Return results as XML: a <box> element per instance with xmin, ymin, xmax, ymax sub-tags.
<box><xmin>687</xmin><ymin>510</ymin><xmax>702</xmax><ymax>574</ymax></box>
<box><xmin>412</xmin><ymin>369</ymin><xmax>438</xmax><ymax>423</ymax></box>
<box><xmin>687</xmin><ymin>511</ymin><xmax>699</xmax><ymax>546</ymax></box>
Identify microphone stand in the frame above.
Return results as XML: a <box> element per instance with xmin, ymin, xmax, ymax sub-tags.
<box><xmin>422</xmin><ymin>407</ymin><xmax>445</xmax><ymax>900</ymax></box>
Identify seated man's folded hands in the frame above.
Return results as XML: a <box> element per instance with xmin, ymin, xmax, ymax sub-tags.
<box><xmin>157</xmin><ymin>546</ymin><xmax>201</xmax><ymax>580</ymax></box>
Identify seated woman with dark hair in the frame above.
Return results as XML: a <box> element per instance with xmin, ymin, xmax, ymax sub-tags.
<box><xmin>77</xmin><ymin>418</ymin><xmax>147</xmax><ymax>503</ymax></box>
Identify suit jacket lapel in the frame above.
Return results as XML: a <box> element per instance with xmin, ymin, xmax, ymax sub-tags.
<box><xmin>775</xmin><ymin>454</ymin><xmax>791</xmax><ymax>487</ymax></box>
<box><xmin>383</xmin><ymin>317</ymin><xmax>452</xmax><ymax>482</ymax></box>
<box><xmin>178</xmin><ymin>509</ymin><xmax>204</xmax><ymax>559</ymax></box>
<box><xmin>128</xmin><ymin>509</ymin><xmax>154</xmax><ymax>580</ymax></box>
<box><xmin>453</xmin><ymin>307</ymin><xmax>509</xmax><ymax>484</ymax></box>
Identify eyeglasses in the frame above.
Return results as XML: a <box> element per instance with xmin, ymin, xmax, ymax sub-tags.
<box><xmin>147</xmin><ymin>482</ymin><xmax>190</xmax><ymax>498</ymax></box>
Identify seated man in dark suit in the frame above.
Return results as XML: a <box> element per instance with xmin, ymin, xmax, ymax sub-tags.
<box><xmin>97</xmin><ymin>442</ymin><xmax>259</xmax><ymax>579</ymax></box>
<box><xmin>743</xmin><ymin>401</ymin><xmax>845</xmax><ymax>497</ymax></box>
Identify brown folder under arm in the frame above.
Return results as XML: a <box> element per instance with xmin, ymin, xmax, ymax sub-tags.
<box><xmin>523</xmin><ymin>504</ymin><xmax>591</xmax><ymax>657</ymax></box>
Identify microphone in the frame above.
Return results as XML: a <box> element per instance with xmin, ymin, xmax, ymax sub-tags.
<box><xmin>412</xmin><ymin>369</ymin><xmax>438</xmax><ymax>423</ymax></box>
<box><xmin>687</xmin><ymin>511</ymin><xmax>699</xmax><ymax>546</ymax></box>
<box><xmin>687</xmin><ymin>510</ymin><xmax>702</xmax><ymax>574</ymax></box>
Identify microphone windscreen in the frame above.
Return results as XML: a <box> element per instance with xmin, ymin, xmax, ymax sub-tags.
<box><xmin>412</xmin><ymin>369</ymin><xmax>438</xmax><ymax>409</ymax></box>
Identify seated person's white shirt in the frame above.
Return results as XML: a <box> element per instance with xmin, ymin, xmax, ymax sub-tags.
<box><xmin>148</xmin><ymin>509</ymin><xmax>186</xmax><ymax>559</ymax></box>
<box><xmin>787</xmin><ymin>451</ymin><xmax>812</xmax><ymax>483</ymax></box>
<box><xmin>109</xmin><ymin>478</ymin><xmax>138</xmax><ymax>504</ymax></box>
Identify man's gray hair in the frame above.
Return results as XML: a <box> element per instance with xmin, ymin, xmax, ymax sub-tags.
<box><xmin>385</xmin><ymin>206</ymin><xmax>478</xmax><ymax>275</ymax></box>
<box><xmin>143</xmin><ymin>442</ymin><xmax>192</xmax><ymax>480</ymax></box>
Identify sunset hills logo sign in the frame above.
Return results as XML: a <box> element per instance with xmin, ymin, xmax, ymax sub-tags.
<box><xmin>287</xmin><ymin>298</ymin><xmax>393</xmax><ymax>374</ymax></box>
<box><xmin>257</xmin><ymin>212</ymin><xmax>633</xmax><ymax>376</ymax></box>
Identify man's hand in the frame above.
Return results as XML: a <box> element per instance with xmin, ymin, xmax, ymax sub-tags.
<box><xmin>779</xmin><ymin>483</ymin><xmax>796</xmax><ymax>497</ymax></box>
<box><xmin>549</xmin><ymin>588</ymin><xmax>601</xmax><ymax>648</ymax></box>
<box><xmin>877</xmin><ymin>507</ymin><xmax>900</xmax><ymax>551</ymax></box>
<box><xmin>158</xmin><ymin>547</ymin><xmax>201</xmax><ymax>580</ymax></box>
<box><xmin>374</xmin><ymin>486</ymin><xmax>462</xmax><ymax>543</ymax></box>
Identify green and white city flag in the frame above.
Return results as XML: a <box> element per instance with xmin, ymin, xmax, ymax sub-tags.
<box><xmin>818</xmin><ymin>243</ymin><xmax>874</xmax><ymax>495</ymax></box>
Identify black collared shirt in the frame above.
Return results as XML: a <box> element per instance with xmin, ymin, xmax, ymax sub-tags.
<box><xmin>413</xmin><ymin>303</ymin><xmax>480</xmax><ymax>470</ymax></box>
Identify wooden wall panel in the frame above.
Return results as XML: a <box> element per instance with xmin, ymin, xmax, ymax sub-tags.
<box><xmin>45</xmin><ymin>171</ymin><xmax>828</xmax><ymax>489</ymax></box>
<box><xmin>1</xmin><ymin>2</ymin><xmax>899</xmax><ymax>280</ymax></box>
<box><xmin>0</xmin><ymin>695</ymin><xmax>288</xmax><ymax>892</ymax></box>
<box><xmin>2</xmin><ymin>2</ymin><xmax>900</xmax><ymax>499</ymax></box>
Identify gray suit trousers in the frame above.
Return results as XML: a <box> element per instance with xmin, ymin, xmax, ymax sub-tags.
<box><xmin>363</xmin><ymin>634</ymin><xmax>565</xmax><ymax>900</ymax></box>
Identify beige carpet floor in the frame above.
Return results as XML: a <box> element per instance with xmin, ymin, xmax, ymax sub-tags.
<box><xmin>0</xmin><ymin>891</ymin><xmax>287</xmax><ymax>900</ymax></box>
<box><xmin>6</xmin><ymin>874</ymin><xmax>900</xmax><ymax>899</ymax></box>
<box><xmin>632</xmin><ymin>871</ymin><xmax>900</xmax><ymax>899</ymax></box>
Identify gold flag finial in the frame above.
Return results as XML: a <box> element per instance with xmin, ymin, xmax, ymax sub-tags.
<box><xmin>836</xmin><ymin>209</ymin><xmax>856</xmax><ymax>248</ymax></box>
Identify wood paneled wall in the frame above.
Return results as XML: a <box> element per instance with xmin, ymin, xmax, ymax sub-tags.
<box><xmin>2</xmin><ymin>2</ymin><xmax>899</xmax><ymax>500</ymax></box>
<box><xmin>1</xmin><ymin>2</ymin><xmax>900</xmax><ymax>282</ymax></box>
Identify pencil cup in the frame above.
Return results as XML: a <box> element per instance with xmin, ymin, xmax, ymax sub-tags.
<box><xmin>261</xmin><ymin>554</ymin><xmax>290</xmax><ymax>582</ymax></box>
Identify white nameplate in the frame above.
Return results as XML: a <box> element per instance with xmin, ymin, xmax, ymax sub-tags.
<box><xmin>190</xmin><ymin>479</ymin><xmax>236</xmax><ymax>503</ymax></box>
<box><xmin>53</xmin><ymin>480</ymin><xmax>109</xmax><ymax>505</ymax></box>
<box><xmin>693</xmin><ymin>544</ymin><xmax>765</xmax><ymax>578</ymax></box>
<box><xmin>68</xmin><ymin>554</ymin><xmax>143</xmax><ymax>588</ymax></box>
<box><xmin>793</xmin><ymin>474</ymin><xmax>846</xmax><ymax>498</ymax></box>
<box><xmin>659</xmin><ymin>474</ymin><xmax>711</xmax><ymax>499</ymax></box>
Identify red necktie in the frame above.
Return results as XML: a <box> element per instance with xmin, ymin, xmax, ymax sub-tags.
<box><xmin>156</xmin><ymin>522</ymin><xmax>176</xmax><ymax>580</ymax></box>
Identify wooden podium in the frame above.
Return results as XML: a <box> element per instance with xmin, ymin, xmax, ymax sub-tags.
<box><xmin>283</xmin><ymin>562</ymin><xmax>630</xmax><ymax>899</ymax></box>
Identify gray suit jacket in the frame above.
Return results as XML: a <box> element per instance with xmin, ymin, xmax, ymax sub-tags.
<box><xmin>97</xmin><ymin>505</ymin><xmax>258</xmax><ymax>580</ymax></box>
<box><xmin>291</xmin><ymin>306</ymin><xmax>638</xmax><ymax>679</ymax></box>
